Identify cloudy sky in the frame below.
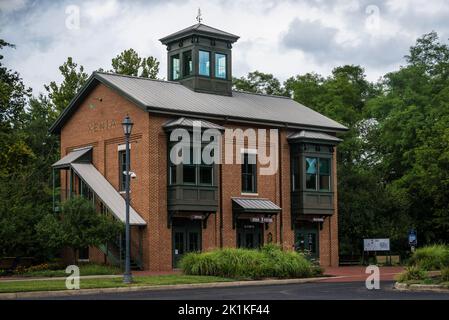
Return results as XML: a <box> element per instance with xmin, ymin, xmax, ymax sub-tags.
<box><xmin>1</xmin><ymin>0</ymin><xmax>449</xmax><ymax>94</ymax></box>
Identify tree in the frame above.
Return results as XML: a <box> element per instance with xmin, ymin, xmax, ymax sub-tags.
<box><xmin>45</xmin><ymin>57</ymin><xmax>88</xmax><ymax>113</ymax></box>
<box><xmin>111</xmin><ymin>48</ymin><xmax>160</xmax><ymax>79</ymax></box>
<box><xmin>233</xmin><ymin>71</ymin><xmax>287</xmax><ymax>96</ymax></box>
<box><xmin>36</xmin><ymin>197</ymin><xmax>124</xmax><ymax>263</ymax></box>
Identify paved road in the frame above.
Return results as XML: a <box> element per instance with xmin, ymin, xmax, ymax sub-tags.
<box><xmin>40</xmin><ymin>281</ymin><xmax>449</xmax><ymax>300</ymax></box>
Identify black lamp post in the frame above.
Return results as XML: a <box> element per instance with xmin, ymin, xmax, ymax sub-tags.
<box><xmin>122</xmin><ymin>115</ymin><xmax>133</xmax><ymax>284</ymax></box>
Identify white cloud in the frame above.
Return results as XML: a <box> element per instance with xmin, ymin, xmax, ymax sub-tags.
<box><xmin>1</xmin><ymin>0</ymin><xmax>448</xmax><ymax>95</ymax></box>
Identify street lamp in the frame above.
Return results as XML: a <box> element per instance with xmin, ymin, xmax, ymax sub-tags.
<box><xmin>122</xmin><ymin>115</ymin><xmax>133</xmax><ymax>284</ymax></box>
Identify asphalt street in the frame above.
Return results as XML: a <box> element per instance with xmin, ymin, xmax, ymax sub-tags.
<box><xmin>37</xmin><ymin>281</ymin><xmax>449</xmax><ymax>300</ymax></box>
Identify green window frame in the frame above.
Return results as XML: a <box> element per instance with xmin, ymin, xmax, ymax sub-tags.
<box><xmin>199</xmin><ymin>50</ymin><xmax>210</xmax><ymax>76</ymax></box>
<box><xmin>242</xmin><ymin>153</ymin><xmax>257</xmax><ymax>193</ymax></box>
<box><xmin>305</xmin><ymin>157</ymin><xmax>331</xmax><ymax>191</ymax></box>
<box><xmin>119</xmin><ymin>150</ymin><xmax>129</xmax><ymax>192</ymax></box>
<box><xmin>171</xmin><ymin>54</ymin><xmax>180</xmax><ymax>80</ymax></box>
<box><xmin>183</xmin><ymin>50</ymin><xmax>193</xmax><ymax>77</ymax></box>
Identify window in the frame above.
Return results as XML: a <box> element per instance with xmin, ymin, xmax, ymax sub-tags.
<box><xmin>215</xmin><ymin>53</ymin><xmax>226</xmax><ymax>79</ymax></box>
<box><xmin>78</xmin><ymin>247</ymin><xmax>89</xmax><ymax>260</ymax></box>
<box><xmin>183</xmin><ymin>165</ymin><xmax>196</xmax><ymax>184</ymax></box>
<box><xmin>305</xmin><ymin>157</ymin><xmax>331</xmax><ymax>191</ymax></box>
<box><xmin>199</xmin><ymin>166</ymin><xmax>213</xmax><ymax>184</ymax></box>
<box><xmin>183</xmin><ymin>50</ymin><xmax>193</xmax><ymax>77</ymax></box>
<box><xmin>305</xmin><ymin>157</ymin><xmax>317</xmax><ymax>190</ymax></box>
<box><xmin>242</xmin><ymin>153</ymin><xmax>257</xmax><ymax>193</ymax></box>
<box><xmin>171</xmin><ymin>54</ymin><xmax>180</xmax><ymax>80</ymax></box>
<box><xmin>199</xmin><ymin>50</ymin><xmax>210</xmax><ymax>76</ymax></box>
<box><xmin>119</xmin><ymin>150</ymin><xmax>129</xmax><ymax>192</ymax></box>
<box><xmin>169</xmin><ymin>165</ymin><xmax>177</xmax><ymax>185</ymax></box>
<box><xmin>319</xmin><ymin>158</ymin><xmax>331</xmax><ymax>191</ymax></box>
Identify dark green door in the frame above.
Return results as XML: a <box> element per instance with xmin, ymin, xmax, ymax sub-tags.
<box><xmin>237</xmin><ymin>222</ymin><xmax>263</xmax><ymax>249</ymax></box>
<box><xmin>172</xmin><ymin>220</ymin><xmax>202</xmax><ymax>267</ymax></box>
<box><xmin>295</xmin><ymin>225</ymin><xmax>319</xmax><ymax>260</ymax></box>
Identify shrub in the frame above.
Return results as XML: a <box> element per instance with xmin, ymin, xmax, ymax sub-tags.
<box><xmin>440</xmin><ymin>267</ymin><xmax>449</xmax><ymax>282</ymax></box>
<box><xmin>408</xmin><ymin>245</ymin><xmax>449</xmax><ymax>270</ymax></box>
<box><xmin>180</xmin><ymin>245</ymin><xmax>321</xmax><ymax>280</ymax></box>
<box><xmin>397</xmin><ymin>266</ymin><xmax>427</xmax><ymax>282</ymax></box>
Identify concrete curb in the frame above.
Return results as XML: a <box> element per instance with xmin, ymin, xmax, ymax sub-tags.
<box><xmin>394</xmin><ymin>282</ymin><xmax>449</xmax><ymax>293</ymax></box>
<box><xmin>0</xmin><ymin>276</ymin><xmax>330</xmax><ymax>299</ymax></box>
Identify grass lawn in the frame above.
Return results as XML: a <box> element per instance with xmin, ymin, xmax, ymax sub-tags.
<box><xmin>0</xmin><ymin>275</ymin><xmax>233</xmax><ymax>293</ymax></box>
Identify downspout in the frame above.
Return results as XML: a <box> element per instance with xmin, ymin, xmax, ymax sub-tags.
<box><xmin>278</xmin><ymin>128</ymin><xmax>283</xmax><ymax>246</ymax></box>
<box><xmin>52</xmin><ymin>168</ymin><xmax>55</xmax><ymax>212</ymax></box>
<box><xmin>219</xmin><ymin>163</ymin><xmax>224</xmax><ymax>248</ymax></box>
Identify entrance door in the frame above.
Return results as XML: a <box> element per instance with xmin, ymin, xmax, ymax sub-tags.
<box><xmin>295</xmin><ymin>224</ymin><xmax>319</xmax><ymax>260</ymax></box>
<box><xmin>172</xmin><ymin>219</ymin><xmax>202</xmax><ymax>267</ymax></box>
<box><xmin>237</xmin><ymin>221</ymin><xmax>263</xmax><ymax>249</ymax></box>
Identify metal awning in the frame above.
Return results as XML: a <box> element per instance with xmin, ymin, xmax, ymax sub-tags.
<box><xmin>71</xmin><ymin>163</ymin><xmax>146</xmax><ymax>226</ymax></box>
<box><xmin>288</xmin><ymin>130</ymin><xmax>342</xmax><ymax>145</ymax></box>
<box><xmin>52</xmin><ymin>147</ymin><xmax>92</xmax><ymax>168</ymax></box>
<box><xmin>232</xmin><ymin>197</ymin><xmax>281</xmax><ymax>214</ymax></box>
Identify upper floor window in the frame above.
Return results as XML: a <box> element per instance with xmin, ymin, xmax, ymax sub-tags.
<box><xmin>242</xmin><ymin>153</ymin><xmax>257</xmax><ymax>193</ymax></box>
<box><xmin>119</xmin><ymin>150</ymin><xmax>130</xmax><ymax>192</ymax></box>
<box><xmin>199</xmin><ymin>50</ymin><xmax>210</xmax><ymax>76</ymax></box>
<box><xmin>169</xmin><ymin>143</ymin><xmax>214</xmax><ymax>186</ymax></box>
<box><xmin>171</xmin><ymin>54</ymin><xmax>180</xmax><ymax>80</ymax></box>
<box><xmin>183</xmin><ymin>50</ymin><xmax>193</xmax><ymax>77</ymax></box>
<box><xmin>305</xmin><ymin>157</ymin><xmax>331</xmax><ymax>191</ymax></box>
<box><xmin>215</xmin><ymin>53</ymin><xmax>226</xmax><ymax>79</ymax></box>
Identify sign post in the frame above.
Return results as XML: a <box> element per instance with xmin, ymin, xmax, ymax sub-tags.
<box><xmin>408</xmin><ymin>229</ymin><xmax>417</xmax><ymax>252</ymax></box>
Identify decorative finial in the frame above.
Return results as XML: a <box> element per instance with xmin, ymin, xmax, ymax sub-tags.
<box><xmin>196</xmin><ymin>8</ymin><xmax>202</xmax><ymax>23</ymax></box>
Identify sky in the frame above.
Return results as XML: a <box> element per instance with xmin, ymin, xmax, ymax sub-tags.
<box><xmin>1</xmin><ymin>0</ymin><xmax>449</xmax><ymax>95</ymax></box>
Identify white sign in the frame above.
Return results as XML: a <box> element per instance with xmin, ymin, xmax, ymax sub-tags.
<box><xmin>250</xmin><ymin>217</ymin><xmax>273</xmax><ymax>223</ymax></box>
<box><xmin>363</xmin><ymin>239</ymin><xmax>390</xmax><ymax>251</ymax></box>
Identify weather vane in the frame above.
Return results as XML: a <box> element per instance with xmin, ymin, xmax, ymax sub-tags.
<box><xmin>196</xmin><ymin>8</ymin><xmax>202</xmax><ymax>23</ymax></box>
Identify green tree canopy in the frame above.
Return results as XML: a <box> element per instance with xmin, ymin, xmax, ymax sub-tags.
<box><xmin>110</xmin><ymin>48</ymin><xmax>160</xmax><ymax>78</ymax></box>
<box><xmin>44</xmin><ymin>57</ymin><xmax>88</xmax><ymax>114</ymax></box>
<box><xmin>36</xmin><ymin>197</ymin><xmax>123</xmax><ymax>262</ymax></box>
<box><xmin>233</xmin><ymin>71</ymin><xmax>287</xmax><ymax>96</ymax></box>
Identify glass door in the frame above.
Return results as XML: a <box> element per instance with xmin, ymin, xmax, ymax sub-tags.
<box><xmin>295</xmin><ymin>224</ymin><xmax>319</xmax><ymax>260</ymax></box>
<box><xmin>172</xmin><ymin>220</ymin><xmax>202</xmax><ymax>267</ymax></box>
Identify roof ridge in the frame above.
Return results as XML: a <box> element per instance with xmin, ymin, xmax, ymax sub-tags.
<box><xmin>232</xmin><ymin>89</ymin><xmax>292</xmax><ymax>100</ymax></box>
<box><xmin>96</xmin><ymin>71</ymin><xmax>293</xmax><ymax>100</ymax></box>
<box><xmin>94</xmin><ymin>71</ymin><xmax>181</xmax><ymax>85</ymax></box>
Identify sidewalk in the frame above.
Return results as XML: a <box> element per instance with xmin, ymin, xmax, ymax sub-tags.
<box><xmin>320</xmin><ymin>266</ymin><xmax>404</xmax><ymax>282</ymax></box>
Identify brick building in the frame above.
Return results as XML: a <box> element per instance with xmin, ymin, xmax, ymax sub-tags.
<box><xmin>50</xmin><ymin>23</ymin><xmax>347</xmax><ymax>271</ymax></box>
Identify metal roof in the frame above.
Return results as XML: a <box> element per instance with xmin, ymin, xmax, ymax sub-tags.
<box><xmin>232</xmin><ymin>197</ymin><xmax>281</xmax><ymax>213</ymax></box>
<box><xmin>163</xmin><ymin>117</ymin><xmax>225</xmax><ymax>131</ymax></box>
<box><xmin>71</xmin><ymin>163</ymin><xmax>146</xmax><ymax>226</ymax></box>
<box><xmin>288</xmin><ymin>130</ymin><xmax>343</xmax><ymax>144</ymax></box>
<box><xmin>52</xmin><ymin>147</ymin><xmax>91</xmax><ymax>168</ymax></box>
<box><xmin>159</xmin><ymin>23</ymin><xmax>239</xmax><ymax>44</ymax></box>
<box><xmin>49</xmin><ymin>72</ymin><xmax>348</xmax><ymax>134</ymax></box>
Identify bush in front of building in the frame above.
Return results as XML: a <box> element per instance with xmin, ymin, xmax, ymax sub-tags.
<box><xmin>396</xmin><ymin>266</ymin><xmax>428</xmax><ymax>282</ymax></box>
<box><xmin>408</xmin><ymin>245</ymin><xmax>449</xmax><ymax>270</ymax></box>
<box><xmin>180</xmin><ymin>244</ymin><xmax>322</xmax><ymax>280</ymax></box>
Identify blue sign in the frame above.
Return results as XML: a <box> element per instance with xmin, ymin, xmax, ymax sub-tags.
<box><xmin>408</xmin><ymin>230</ymin><xmax>417</xmax><ymax>246</ymax></box>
